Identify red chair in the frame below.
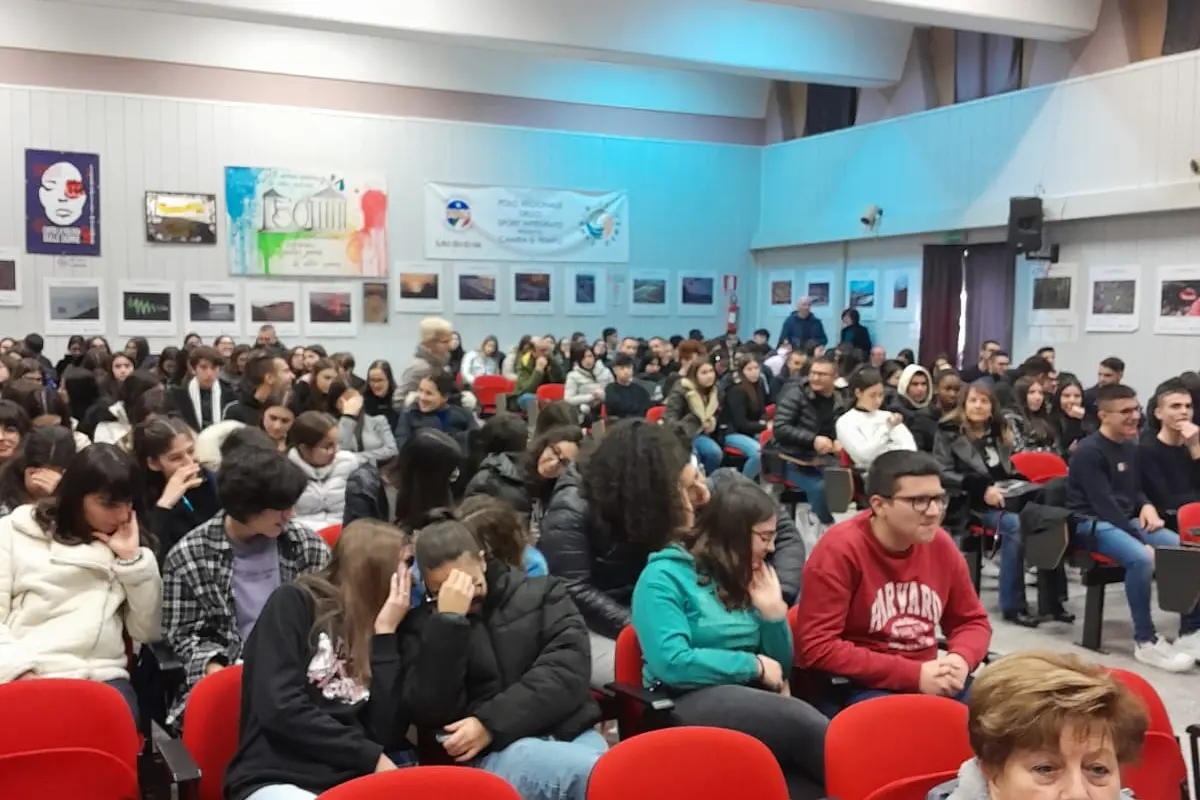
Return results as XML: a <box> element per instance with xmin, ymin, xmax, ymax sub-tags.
<box><xmin>317</xmin><ymin>766</ymin><xmax>520</xmax><ymax>799</ymax></box>
<box><xmin>609</xmin><ymin>626</ymin><xmax>675</xmax><ymax>739</ymax></box>
<box><xmin>182</xmin><ymin>664</ymin><xmax>244</xmax><ymax>800</ymax></box>
<box><xmin>1178</xmin><ymin>501</ymin><xmax>1200</xmax><ymax>545</ymax></box>
<box><xmin>471</xmin><ymin>375</ymin><xmax>512</xmax><ymax>416</ymax></box>
<box><xmin>0</xmin><ymin>679</ymin><xmax>141</xmax><ymax>800</ymax></box>
<box><xmin>317</xmin><ymin>523</ymin><xmax>342</xmax><ymax>549</ymax></box>
<box><xmin>646</xmin><ymin>406</ymin><xmax>666</xmax><ymax>424</ymax></box>
<box><xmin>587</xmin><ymin>727</ymin><xmax>789</xmax><ymax>800</ymax></box>
<box><xmin>536</xmin><ymin>383</ymin><xmax>566</xmax><ymax>407</ymax></box>
<box><xmin>1010</xmin><ymin>451</ymin><xmax>1068</xmax><ymax>484</ymax></box>
<box><xmin>1108</xmin><ymin>668</ymin><xmax>1191</xmax><ymax>800</ymax></box>
<box><xmin>826</xmin><ymin>695</ymin><xmax>972</xmax><ymax>800</ymax></box>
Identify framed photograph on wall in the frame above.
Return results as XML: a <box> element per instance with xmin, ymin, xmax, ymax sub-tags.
<box><xmin>243</xmin><ymin>280</ymin><xmax>301</xmax><ymax>339</ymax></box>
<box><xmin>766</xmin><ymin>270</ymin><xmax>793</xmax><ymax>318</ymax></box>
<box><xmin>564</xmin><ymin>266</ymin><xmax>607</xmax><ymax>316</ymax></box>
<box><xmin>118</xmin><ymin>280</ymin><xmax>177</xmax><ymax>337</ymax></box>
<box><xmin>628</xmin><ymin>269</ymin><xmax>670</xmax><ymax>316</ymax></box>
<box><xmin>363</xmin><ymin>282</ymin><xmax>389</xmax><ymax>324</ymax></box>
<box><xmin>395</xmin><ymin>264</ymin><xmax>444</xmax><ymax>313</ymax></box>
<box><xmin>145</xmin><ymin>191</ymin><xmax>217</xmax><ymax>244</ymax></box>
<box><xmin>0</xmin><ymin>246</ymin><xmax>23</xmax><ymax>307</ymax></box>
<box><xmin>844</xmin><ymin>268</ymin><xmax>879</xmax><ymax>321</ymax></box>
<box><xmin>677</xmin><ymin>272</ymin><xmax>717</xmax><ymax>317</ymax></box>
<box><xmin>804</xmin><ymin>270</ymin><xmax>834</xmax><ymax>317</ymax></box>
<box><xmin>1029</xmin><ymin>262</ymin><xmax>1077</xmax><ymax>327</ymax></box>
<box><xmin>453</xmin><ymin>263</ymin><xmax>500</xmax><ymax>315</ymax></box>
<box><xmin>184</xmin><ymin>281</ymin><xmax>242</xmax><ymax>338</ymax></box>
<box><xmin>42</xmin><ymin>276</ymin><xmax>105</xmax><ymax>336</ymax></box>
<box><xmin>304</xmin><ymin>282</ymin><xmax>358</xmax><ymax>338</ymax></box>
<box><xmin>1153</xmin><ymin>264</ymin><xmax>1200</xmax><ymax>336</ymax></box>
<box><xmin>883</xmin><ymin>268</ymin><xmax>918</xmax><ymax>323</ymax></box>
<box><xmin>1085</xmin><ymin>265</ymin><xmax>1140</xmax><ymax>333</ymax></box>
<box><xmin>509</xmin><ymin>267</ymin><xmax>555</xmax><ymax>315</ymax></box>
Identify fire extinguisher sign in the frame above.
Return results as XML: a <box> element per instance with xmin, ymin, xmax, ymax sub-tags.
<box><xmin>722</xmin><ymin>275</ymin><xmax>738</xmax><ymax>294</ymax></box>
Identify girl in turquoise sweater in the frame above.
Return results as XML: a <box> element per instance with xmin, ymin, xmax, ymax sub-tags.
<box><xmin>632</xmin><ymin>481</ymin><xmax>828</xmax><ymax>800</ymax></box>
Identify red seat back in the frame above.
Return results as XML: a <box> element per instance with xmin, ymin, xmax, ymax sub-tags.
<box><xmin>1107</xmin><ymin>668</ymin><xmax>1173</xmax><ymax>735</ymax></box>
<box><xmin>587</xmin><ymin>727</ymin><xmax>789</xmax><ymax>800</ymax></box>
<box><xmin>0</xmin><ymin>748</ymin><xmax>139</xmax><ymax>800</ymax></box>
<box><xmin>1010</xmin><ymin>451</ymin><xmax>1068</xmax><ymax>484</ymax></box>
<box><xmin>0</xmin><ymin>680</ymin><xmax>141</xmax><ymax>799</ymax></box>
<box><xmin>536</xmin><ymin>383</ymin><xmax>566</xmax><ymax>406</ymax></box>
<box><xmin>1121</xmin><ymin>732</ymin><xmax>1188</xmax><ymax>800</ymax></box>
<box><xmin>182</xmin><ymin>665</ymin><xmax>244</xmax><ymax>800</ymax></box>
<box><xmin>317</xmin><ymin>523</ymin><xmax>342</xmax><ymax>549</ymax></box>
<box><xmin>614</xmin><ymin>625</ymin><xmax>644</xmax><ymax>686</ymax></box>
<box><xmin>317</xmin><ymin>766</ymin><xmax>521</xmax><ymax>799</ymax></box>
<box><xmin>471</xmin><ymin>375</ymin><xmax>511</xmax><ymax>412</ymax></box>
<box><xmin>827</xmin><ymin>695</ymin><xmax>972</xmax><ymax>800</ymax></box>
<box><xmin>1177</xmin><ymin>501</ymin><xmax>1200</xmax><ymax>545</ymax></box>
<box><xmin>864</xmin><ymin>770</ymin><xmax>960</xmax><ymax>800</ymax></box>
<box><xmin>646</xmin><ymin>406</ymin><xmax>666</xmax><ymax>424</ymax></box>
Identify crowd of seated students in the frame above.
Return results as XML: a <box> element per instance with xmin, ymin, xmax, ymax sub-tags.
<box><xmin>1</xmin><ymin>313</ymin><xmax>1200</xmax><ymax>799</ymax></box>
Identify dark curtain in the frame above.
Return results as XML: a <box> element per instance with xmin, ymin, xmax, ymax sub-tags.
<box><xmin>955</xmin><ymin>31</ymin><xmax>1024</xmax><ymax>103</ymax></box>
<box><xmin>805</xmin><ymin>84</ymin><xmax>859</xmax><ymax>136</ymax></box>
<box><xmin>1164</xmin><ymin>0</ymin><xmax>1200</xmax><ymax>55</ymax></box>
<box><xmin>919</xmin><ymin>245</ymin><xmax>965</xmax><ymax>368</ymax></box>
<box><xmin>962</xmin><ymin>244</ymin><xmax>1015</xmax><ymax>361</ymax></box>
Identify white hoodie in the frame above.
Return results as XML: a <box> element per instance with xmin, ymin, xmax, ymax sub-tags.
<box><xmin>836</xmin><ymin>406</ymin><xmax>918</xmax><ymax>471</ymax></box>
<box><xmin>0</xmin><ymin>504</ymin><xmax>162</xmax><ymax>684</ymax></box>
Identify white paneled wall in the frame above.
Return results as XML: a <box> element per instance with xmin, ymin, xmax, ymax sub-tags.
<box><xmin>1013</xmin><ymin>211</ymin><xmax>1200</xmax><ymax>395</ymax></box>
<box><xmin>757</xmin><ymin>49</ymin><xmax>1200</xmax><ymax>248</ymax></box>
<box><xmin>0</xmin><ymin>86</ymin><xmax>761</xmax><ymax>363</ymax></box>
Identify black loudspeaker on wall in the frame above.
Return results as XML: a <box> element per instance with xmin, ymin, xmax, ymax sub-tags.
<box><xmin>1008</xmin><ymin>196</ymin><xmax>1043</xmax><ymax>253</ymax></box>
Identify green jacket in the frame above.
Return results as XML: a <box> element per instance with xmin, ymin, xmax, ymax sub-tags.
<box><xmin>631</xmin><ymin>544</ymin><xmax>793</xmax><ymax>690</ymax></box>
<box><xmin>513</xmin><ymin>351</ymin><xmax>563</xmax><ymax>396</ymax></box>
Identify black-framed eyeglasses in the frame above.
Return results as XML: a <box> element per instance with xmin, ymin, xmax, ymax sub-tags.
<box><xmin>884</xmin><ymin>494</ymin><xmax>948</xmax><ymax>514</ymax></box>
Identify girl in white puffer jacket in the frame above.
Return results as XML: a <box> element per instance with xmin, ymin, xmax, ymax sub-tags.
<box><xmin>835</xmin><ymin>365</ymin><xmax>917</xmax><ymax>472</ymax></box>
<box><xmin>288</xmin><ymin>411</ymin><xmax>361</xmax><ymax>532</ymax></box>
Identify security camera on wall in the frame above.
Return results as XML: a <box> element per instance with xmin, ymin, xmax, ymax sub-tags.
<box><xmin>860</xmin><ymin>204</ymin><xmax>882</xmax><ymax>231</ymax></box>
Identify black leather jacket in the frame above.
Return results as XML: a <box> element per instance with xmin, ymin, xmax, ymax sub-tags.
<box><xmin>539</xmin><ymin>465</ymin><xmax>806</xmax><ymax>639</ymax></box>
<box><xmin>773</xmin><ymin>381</ymin><xmax>848</xmax><ymax>461</ymax></box>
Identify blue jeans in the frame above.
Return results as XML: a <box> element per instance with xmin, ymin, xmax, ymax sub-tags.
<box><xmin>983</xmin><ymin>510</ymin><xmax>1026</xmax><ymax>614</ymax></box>
<box><xmin>693</xmin><ymin>434</ymin><xmax>723</xmax><ymax>476</ymax></box>
<box><xmin>723</xmin><ymin>433</ymin><xmax>762</xmax><ymax>479</ymax></box>
<box><xmin>844</xmin><ymin>676</ymin><xmax>973</xmax><ymax>710</ymax></box>
<box><xmin>105</xmin><ymin>678</ymin><xmax>138</xmax><ymax>721</ymax></box>
<box><xmin>783</xmin><ymin>464</ymin><xmax>832</xmax><ymax>524</ymax></box>
<box><xmin>1075</xmin><ymin>518</ymin><xmax>1200</xmax><ymax>643</ymax></box>
<box><xmin>477</xmin><ymin>730</ymin><xmax>608</xmax><ymax>800</ymax></box>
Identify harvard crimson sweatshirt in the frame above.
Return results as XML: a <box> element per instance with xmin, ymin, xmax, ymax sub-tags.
<box><xmin>794</xmin><ymin>511</ymin><xmax>991</xmax><ymax>692</ymax></box>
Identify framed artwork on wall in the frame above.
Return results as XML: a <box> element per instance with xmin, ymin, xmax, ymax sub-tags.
<box><xmin>304</xmin><ymin>282</ymin><xmax>358</xmax><ymax>338</ymax></box>
<box><xmin>564</xmin><ymin>266</ymin><xmax>607</xmax><ymax>316</ymax></box>
<box><xmin>766</xmin><ymin>270</ymin><xmax>794</xmax><ymax>318</ymax></box>
<box><xmin>453</xmin><ymin>263</ymin><xmax>500</xmax><ymax>315</ymax></box>
<box><xmin>395</xmin><ymin>264</ymin><xmax>445</xmax><ymax>314</ymax></box>
<box><xmin>243</xmin><ymin>281</ymin><xmax>302</xmax><ymax>339</ymax></box>
<box><xmin>804</xmin><ymin>270</ymin><xmax>834</xmax><ymax>317</ymax></box>
<box><xmin>42</xmin><ymin>277</ymin><xmax>106</xmax><ymax>336</ymax></box>
<box><xmin>184</xmin><ymin>281</ymin><xmax>242</xmax><ymax>338</ymax></box>
<box><xmin>676</xmin><ymin>272</ymin><xmax>717</xmax><ymax>317</ymax></box>
<box><xmin>628</xmin><ymin>269</ymin><xmax>670</xmax><ymax>316</ymax></box>
<box><xmin>145</xmin><ymin>192</ymin><xmax>217</xmax><ymax>244</ymax></box>
<box><xmin>0</xmin><ymin>247</ymin><xmax>23</xmax><ymax>307</ymax></box>
<box><xmin>1154</xmin><ymin>265</ymin><xmax>1200</xmax><ymax>336</ymax></box>
<box><xmin>509</xmin><ymin>267</ymin><xmax>555</xmax><ymax>315</ymax></box>
<box><xmin>1085</xmin><ymin>265</ymin><xmax>1140</xmax><ymax>333</ymax></box>
<box><xmin>844</xmin><ymin>268</ymin><xmax>879</xmax><ymax>322</ymax></box>
<box><xmin>883</xmin><ymin>268</ymin><xmax>918</xmax><ymax>323</ymax></box>
<box><xmin>118</xmin><ymin>280</ymin><xmax>177</xmax><ymax>337</ymax></box>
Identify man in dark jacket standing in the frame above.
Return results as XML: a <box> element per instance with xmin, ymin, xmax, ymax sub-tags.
<box><xmin>400</xmin><ymin>517</ymin><xmax>605</xmax><ymax>799</ymax></box>
<box><xmin>773</xmin><ymin>355</ymin><xmax>847</xmax><ymax>525</ymax></box>
<box><xmin>777</xmin><ymin>297</ymin><xmax>828</xmax><ymax>350</ymax></box>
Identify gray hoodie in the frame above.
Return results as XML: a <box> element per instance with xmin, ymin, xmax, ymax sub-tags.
<box><xmin>929</xmin><ymin>758</ymin><xmax>1137</xmax><ymax>800</ymax></box>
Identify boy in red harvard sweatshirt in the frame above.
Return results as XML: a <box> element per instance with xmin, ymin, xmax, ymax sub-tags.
<box><xmin>795</xmin><ymin>450</ymin><xmax>991</xmax><ymax>710</ymax></box>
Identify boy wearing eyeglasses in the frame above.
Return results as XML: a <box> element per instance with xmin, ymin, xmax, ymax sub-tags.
<box><xmin>794</xmin><ymin>450</ymin><xmax>991</xmax><ymax>714</ymax></box>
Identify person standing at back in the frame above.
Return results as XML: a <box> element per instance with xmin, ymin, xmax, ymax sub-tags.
<box><xmin>959</xmin><ymin>340</ymin><xmax>999</xmax><ymax>384</ymax></box>
<box><xmin>778</xmin><ymin>297</ymin><xmax>828</xmax><ymax>350</ymax></box>
<box><xmin>1067</xmin><ymin>383</ymin><xmax>1200</xmax><ymax>672</ymax></box>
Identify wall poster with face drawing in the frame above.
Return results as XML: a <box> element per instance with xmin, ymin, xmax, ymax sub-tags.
<box><xmin>25</xmin><ymin>149</ymin><xmax>101</xmax><ymax>257</ymax></box>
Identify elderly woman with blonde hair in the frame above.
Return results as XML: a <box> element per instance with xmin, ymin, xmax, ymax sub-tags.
<box><xmin>932</xmin><ymin>651</ymin><xmax>1148</xmax><ymax>800</ymax></box>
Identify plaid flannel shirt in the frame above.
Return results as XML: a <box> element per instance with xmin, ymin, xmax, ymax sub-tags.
<box><xmin>162</xmin><ymin>512</ymin><xmax>330</xmax><ymax>726</ymax></box>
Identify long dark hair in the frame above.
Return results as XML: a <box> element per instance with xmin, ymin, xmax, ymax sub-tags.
<box><xmin>125</xmin><ymin>337</ymin><xmax>151</xmax><ymax>369</ymax></box>
<box><xmin>733</xmin><ymin>354</ymin><xmax>763</xmax><ymax>415</ymax></box>
<box><xmin>34</xmin><ymin>444</ymin><xmax>147</xmax><ymax>547</ymax></box>
<box><xmin>0</xmin><ymin>425</ymin><xmax>76</xmax><ymax>510</ymax></box>
<box><xmin>3</xmin><ymin>379</ymin><xmax>72</xmax><ymax>433</ymax></box>
<box><xmin>524</xmin><ymin>424</ymin><xmax>584</xmax><ymax>507</ymax></box>
<box><xmin>686</xmin><ymin>481</ymin><xmax>775</xmax><ymax>610</ymax></box>
<box><xmin>294</xmin><ymin>519</ymin><xmax>408</xmax><ymax>685</ymax></box>
<box><xmin>1013</xmin><ymin>376</ymin><xmax>1057</xmax><ymax>445</ymax></box>
<box><xmin>580</xmin><ymin>420</ymin><xmax>690</xmax><ymax>550</ymax></box>
<box><xmin>388</xmin><ymin>428</ymin><xmax>462</xmax><ymax>532</ymax></box>
<box><xmin>326</xmin><ymin>380</ymin><xmax>364</xmax><ymax>450</ymax></box>
<box><xmin>62</xmin><ymin>366</ymin><xmax>102</xmax><ymax>423</ymax></box>
<box><xmin>132</xmin><ymin>416</ymin><xmax>196</xmax><ymax>509</ymax></box>
<box><xmin>459</xmin><ymin>495</ymin><xmax>530</xmax><ymax>570</ymax></box>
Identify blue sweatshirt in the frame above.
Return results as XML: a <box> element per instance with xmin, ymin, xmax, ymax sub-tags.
<box><xmin>631</xmin><ymin>544</ymin><xmax>792</xmax><ymax>691</ymax></box>
<box><xmin>1067</xmin><ymin>432</ymin><xmax>1149</xmax><ymax>536</ymax></box>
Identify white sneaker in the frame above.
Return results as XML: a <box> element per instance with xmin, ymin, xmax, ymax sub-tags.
<box><xmin>1172</xmin><ymin>631</ymin><xmax>1200</xmax><ymax>662</ymax></box>
<box><xmin>1134</xmin><ymin>638</ymin><xmax>1196</xmax><ymax>673</ymax></box>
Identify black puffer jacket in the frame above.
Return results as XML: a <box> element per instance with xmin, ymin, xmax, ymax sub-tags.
<box><xmin>773</xmin><ymin>381</ymin><xmax>848</xmax><ymax>461</ymax></box>
<box><xmin>539</xmin><ymin>465</ymin><xmax>806</xmax><ymax>639</ymax></box>
<box><xmin>398</xmin><ymin>560</ymin><xmax>599</xmax><ymax>752</ymax></box>
<box><xmin>343</xmin><ymin>461</ymin><xmax>388</xmax><ymax>526</ymax></box>
<box><xmin>464</xmin><ymin>453</ymin><xmax>530</xmax><ymax>515</ymax></box>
